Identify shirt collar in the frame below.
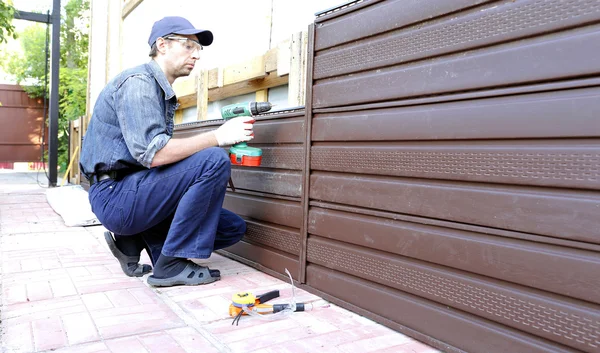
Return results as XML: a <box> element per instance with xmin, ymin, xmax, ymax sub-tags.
<box><xmin>147</xmin><ymin>60</ymin><xmax>176</xmax><ymax>100</ymax></box>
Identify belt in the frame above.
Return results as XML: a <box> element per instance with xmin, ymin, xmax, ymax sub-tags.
<box><xmin>90</xmin><ymin>170</ymin><xmax>118</xmax><ymax>186</ymax></box>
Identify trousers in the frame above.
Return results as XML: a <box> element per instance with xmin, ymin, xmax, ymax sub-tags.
<box><xmin>88</xmin><ymin>147</ymin><xmax>246</xmax><ymax>263</ymax></box>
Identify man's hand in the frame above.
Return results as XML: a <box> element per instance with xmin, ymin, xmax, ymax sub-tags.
<box><xmin>213</xmin><ymin>116</ymin><xmax>254</xmax><ymax>146</ymax></box>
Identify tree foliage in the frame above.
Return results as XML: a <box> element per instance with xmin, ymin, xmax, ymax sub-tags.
<box><xmin>1</xmin><ymin>0</ymin><xmax>90</xmax><ymax>172</ymax></box>
<box><xmin>0</xmin><ymin>0</ymin><xmax>16</xmax><ymax>44</ymax></box>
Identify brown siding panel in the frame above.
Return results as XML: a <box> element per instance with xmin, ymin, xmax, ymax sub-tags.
<box><xmin>308</xmin><ymin>208</ymin><xmax>600</xmax><ymax>304</ymax></box>
<box><xmin>307</xmin><ymin>237</ymin><xmax>600</xmax><ymax>352</ymax></box>
<box><xmin>313</xmin><ymin>25</ymin><xmax>600</xmax><ymax>108</ymax></box>
<box><xmin>314</xmin><ymin>0</ymin><xmax>600</xmax><ymax>79</ymax></box>
<box><xmin>175</xmin><ymin>109</ymin><xmax>305</xmax><ymax>278</ymax></box>
<box><xmin>175</xmin><ymin>1</ymin><xmax>600</xmax><ymax>351</ymax></box>
<box><xmin>307</xmin><ymin>1</ymin><xmax>600</xmax><ymax>352</ymax></box>
<box><xmin>306</xmin><ymin>265</ymin><xmax>578</xmax><ymax>353</ymax></box>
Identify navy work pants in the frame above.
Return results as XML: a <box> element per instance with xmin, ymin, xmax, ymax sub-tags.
<box><xmin>88</xmin><ymin>147</ymin><xmax>246</xmax><ymax>263</ymax></box>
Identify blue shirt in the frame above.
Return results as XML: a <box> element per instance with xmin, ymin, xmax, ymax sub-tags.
<box><xmin>80</xmin><ymin>60</ymin><xmax>178</xmax><ymax>179</ymax></box>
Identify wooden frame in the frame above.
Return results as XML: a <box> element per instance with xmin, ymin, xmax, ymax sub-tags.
<box><xmin>172</xmin><ymin>31</ymin><xmax>308</xmax><ymax>122</ymax></box>
<box><xmin>122</xmin><ymin>0</ymin><xmax>143</xmax><ymax>19</ymax></box>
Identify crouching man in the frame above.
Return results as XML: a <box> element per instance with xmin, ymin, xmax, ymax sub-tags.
<box><xmin>80</xmin><ymin>16</ymin><xmax>251</xmax><ymax>287</ymax></box>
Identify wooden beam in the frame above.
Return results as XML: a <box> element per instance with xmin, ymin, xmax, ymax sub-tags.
<box><xmin>122</xmin><ymin>0</ymin><xmax>144</xmax><ymax>19</ymax></box>
<box><xmin>255</xmin><ymin>89</ymin><xmax>268</xmax><ymax>102</ymax></box>
<box><xmin>277</xmin><ymin>39</ymin><xmax>291</xmax><ymax>76</ymax></box>
<box><xmin>223</xmin><ymin>55</ymin><xmax>266</xmax><ymax>86</ymax></box>
<box><xmin>174</xmin><ymin>109</ymin><xmax>184</xmax><ymax>125</ymax></box>
<box><xmin>173</xmin><ymin>75</ymin><xmax>196</xmax><ymax>97</ymax></box>
<box><xmin>197</xmin><ymin>70</ymin><xmax>209</xmax><ymax>120</ymax></box>
<box><xmin>210</xmin><ymin>72</ymin><xmax>287</xmax><ymax>103</ymax></box>
<box><xmin>177</xmin><ymin>72</ymin><xmax>288</xmax><ymax>109</ymax></box>
<box><xmin>288</xmin><ymin>31</ymin><xmax>308</xmax><ymax>106</ymax></box>
<box><xmin>264</xmin><ymin>45</ymin><xmax>280</xmax><ymax>73</ymax></box>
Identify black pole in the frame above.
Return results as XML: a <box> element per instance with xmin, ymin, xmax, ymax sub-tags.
<box><xmin>48</xmin><ymin>0</ymin><xmax>61</xmax><ymax>186</ymax></box>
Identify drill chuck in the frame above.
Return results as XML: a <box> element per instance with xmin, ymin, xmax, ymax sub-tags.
<box><xmin>249</xmin><ymin>102</ymin><xmax>272</xmax><ymax>115</ymax></box>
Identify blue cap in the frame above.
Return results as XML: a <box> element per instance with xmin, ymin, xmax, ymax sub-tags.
<box><xmin>148</xmin><ymin>16</ymin><xmax>213</xmax><ymax>47</ymax></box>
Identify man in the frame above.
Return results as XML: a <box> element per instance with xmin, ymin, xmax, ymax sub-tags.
<box><xmin>80</xmin><ymin>16</ymin><xmax>252</xmax><ymax>287</ymax></box>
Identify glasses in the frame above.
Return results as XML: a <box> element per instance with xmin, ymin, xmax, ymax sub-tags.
<box><xmin>164</xmin><ymin>36</ymin><xmax>203</xmax><ymax>53</ymax></box>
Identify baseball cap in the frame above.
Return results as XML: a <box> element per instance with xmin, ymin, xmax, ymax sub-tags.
<box><xmin>148</xmin><ymin>16</ymin><xmax>213</xmax><ymax>47</ymax></box>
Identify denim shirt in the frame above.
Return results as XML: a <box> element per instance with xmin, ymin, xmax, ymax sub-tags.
<box><xmin>79</xmin><ymin>60</ymin><xmax>178</xmax><ymax>179</ymax></box>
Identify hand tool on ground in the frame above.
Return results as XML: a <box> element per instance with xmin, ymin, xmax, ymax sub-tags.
<box><xmin>220</xmin><ymin>101</ymin><xmax>272</xmax><ymax>167</ymax></box>
<box><xmin>229</xmin><ymin>289</ymin><xmax>312</xmax><ymax>325</ymax></box>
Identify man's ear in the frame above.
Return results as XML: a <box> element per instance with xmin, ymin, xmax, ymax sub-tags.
<box><xmin>156</xmin><ymin>37</ymin><xmax>169</xmax><ymax>54</ymax></box>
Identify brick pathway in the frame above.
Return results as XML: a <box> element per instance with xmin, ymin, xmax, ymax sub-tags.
<box><xmin>0</xmin><ymin>172</ymin><xmax>439</xmax><ymax>353</ymax></box>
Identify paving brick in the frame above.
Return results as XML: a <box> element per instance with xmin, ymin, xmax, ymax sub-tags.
<box><xmin>1</xmin><ymin>321</ymin><xmax>34</xmax><ymax>353</ymax></box>
<box><xmin>374</xmin><ymin>341</ymin><xmax>440</xmax><ymax>353</ymax></box>
<box><xmin>104</xmin><ymin>337</ymin><xmax>149</xmax><ymax>353</ymax></box>
<box><xmin>82</xmin><ymin>292</ymin><xmax>114</xmax><ymax>310</ymax></box>
<box><xmin>26</xmin><ymin>279</ymin><xmax>54</xmax><ymax>301</ymax></box>
<box><xmin>290</xmin><ymin>312</ymin><xmax>339</xmax><ymax>335</ymax></box>
<box><xmin>75</xmin><ymin>277</ymin><xmax>147</xmax><ymax>294</ymax></box>
<box><xmin>41</xmin><ymin>256</ymin><xmax>62</xmax><ymax>269</ymax></box>
<box><xmin>227</xmin><ymin>326</ymin><xmax>321</xmax><ymax>353</ymax></box>
<box><xmin>50</xmin><ymin>278</ymin><xmax>79</xmax><ymax>297</ymax></box>
<box><xmin>62</xmin><ymin>312</ymin><xmax>101</xmax><ymax>345</ymax></box>
<box><xmin>129</xmin><ymin>287</ymin><xmax>162</xmax><ymax>305</ymax></box>
<box><xmin>336</xmin><ymin>333</ymin><xmax>412</xmax><ymax>353</ymax></box>
<box><xmin>178</xmin><ymin>298</ymin><xmax>226</xmax><ymax>323</ymax></box>
<box><xmin>66</xmin><ymin>266</ymin><xmax>92</xmax><ymax>277</ymax></box>
<box><xmin>166</xmin><ymin>327</ymin><xmax>221</xmax><ymax>353</ymax></box>
<box><xmin>209</xmin><ymin>318</ymin><xmax>298</xmax><ymax>343</ymax></box>
<box><xmin>105</xmin><ymin>288</ymin><xmax>143</xmax><ymax>307</ymax></box>
<box><xmin>138</xmin><ymin>332</ymin><xmax>187</xmax><ymax>353</ymax></box>
<box><xmin>92</xmin><ymin>306</ymin><xmax>184</xmax><ymax>339</ymax></box>
<box><xmin>2</xmin><ymin>260</ymin><xmax>22</xmax><ymax>273</ymax></box>
<box><xmin>3</xmin><ymin>268</ymin><xmax>70</xmax><ymax>285</ymax></box>
<box><xmin>3</xmin><ymin>283</ymin><xmax>28</xmax><ymax>304</ymax></box>
<box><xmin>46</xmin><ymin>341</ymin><xmax>110</xmax><ymax>353</ymax></box>
<box><xmin>3</xmin><ymin>296</ymin><xmax>86</xmax><ymax>323</ymax></box>
<box><xmin>32</xmin><ymin>316</ymin><xmax>68</xmax><ymax>351</ymax></box>
<box><xmin>166</xmin><ymin>284</ymin><xmax>237</xmax><ymax>302</ymax></box>
<box><xmin>98</xmin><ymin>318</ymin><xmax>185</xmax><ymax>340</ymax></box>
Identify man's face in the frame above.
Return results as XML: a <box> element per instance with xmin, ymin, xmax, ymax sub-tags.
<box><xmin>161</xmin><ymin>34</ymin><xmax>202</xmax><ymax>79</ymax></box>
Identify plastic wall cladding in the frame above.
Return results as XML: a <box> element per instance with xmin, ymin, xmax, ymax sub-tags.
<box><xmin>173</xmin><ymin>108</ymin><xmax>306</xmax><ymax>280</ymax></box>
<box><xmin>0</xmin><ymin>85</ymin><xmax>46</xmax><ymax>162</ymax></box>
<box><xmin>308</xmin><ymin>0</ymin><xmax>600</xmax><ymax>352</ymax></box>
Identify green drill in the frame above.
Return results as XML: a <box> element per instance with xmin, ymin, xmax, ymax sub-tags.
<box><xmin>220</xmin><ymin>101</ymin><xmax>272</xmax><ymax>167</ymax></box>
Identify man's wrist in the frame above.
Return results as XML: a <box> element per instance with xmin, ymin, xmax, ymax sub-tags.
<box><xmin>208</xmin><ymin>131</ymin><xmax>220</xmax><ymax>147</ymax></box>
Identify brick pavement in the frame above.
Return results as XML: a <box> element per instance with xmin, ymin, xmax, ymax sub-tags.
<box><xmin>0</xmin><ymin>172</ymin><xmax>440</xmax><ymax>353</ymax></box>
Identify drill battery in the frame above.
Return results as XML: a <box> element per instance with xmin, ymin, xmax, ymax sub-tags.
<box><xmin>229</xmin><ymin>142</ymin><xmax>262</xmax><ymax>167</ymax></box>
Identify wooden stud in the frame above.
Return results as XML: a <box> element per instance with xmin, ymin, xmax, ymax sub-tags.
<box><xmin>209</xmin><ymin>72</ymin><xmax>287</xmax><ymax>103</ymax></box>
<box><xmin>217</xmin><ymin>68</ymin><xmax>224</xmax><ymax>88</ymax></box>
<box><xmin>197</xmin><ymin>70</ymin><xmax>209</xmax><ymax>120</ymax></box>
<box><xmin>208</xmin><ymin>68</ymin><xmax>219</xmax><ymax>89</ymax></box>
<box><xmin>255</xmin><ymin>89</ymin><xmax>268</xmax><ymax>102</ymax></box>
<box><xmin>264</xmin><ymin>45</ymin><xmax>280</xmax><ymax>73</ymax></box>
<box><xmin>122</xmin><ymin>0</ymin><xmax>144</xmax><ymax>19</ymax></box>
<box><xmin>288</xmin><ymin>31</ymin><xmax>307</xmax><ymax>106</ymax></box>
<box><xmin>277</xmin><ymin>39</ymin><xmax>291</xmax><ymax>76</ymax></box>
<box><xmin>174</xmin><ymin>109</ymin><xmax>184</xmax><ymax>125</ymax></box>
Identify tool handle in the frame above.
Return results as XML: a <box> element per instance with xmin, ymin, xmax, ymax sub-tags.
<box><xmin>272</xmin><ymin>303</ymin><xmax>305</xmax><ymax>313</ymax></box>
<box><xmin>256</xmin><ymin>290</ymin><xmax>280</xmax><ymax>304</ymax></box>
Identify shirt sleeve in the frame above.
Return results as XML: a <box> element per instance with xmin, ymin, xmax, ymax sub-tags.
<box><xmin>114</xmin><ymin>75</ymin><xmax>171</xmax><ymax>168</ymax></box>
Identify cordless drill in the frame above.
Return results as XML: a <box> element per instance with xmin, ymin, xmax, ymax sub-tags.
<box><xmin>220</xmin><ymin>101</ymin><xmax>272</xmax><ymax>167</ymax></box>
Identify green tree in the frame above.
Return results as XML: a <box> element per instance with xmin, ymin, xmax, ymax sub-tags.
<box><xmin>1</xmin><ymin>0</ymin><xmax>90</xmax><ymax>173</ymax></box>
<box><xmin>0</xmin><ymin>0</ymin><xmax>16</xmax><ymax>44</ymax></box>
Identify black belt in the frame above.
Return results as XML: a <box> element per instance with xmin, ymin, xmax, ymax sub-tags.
<box><xmin>90</xmin><ymin>171</ymin><xmax>118</xmax><ymax>186</ymax></box>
